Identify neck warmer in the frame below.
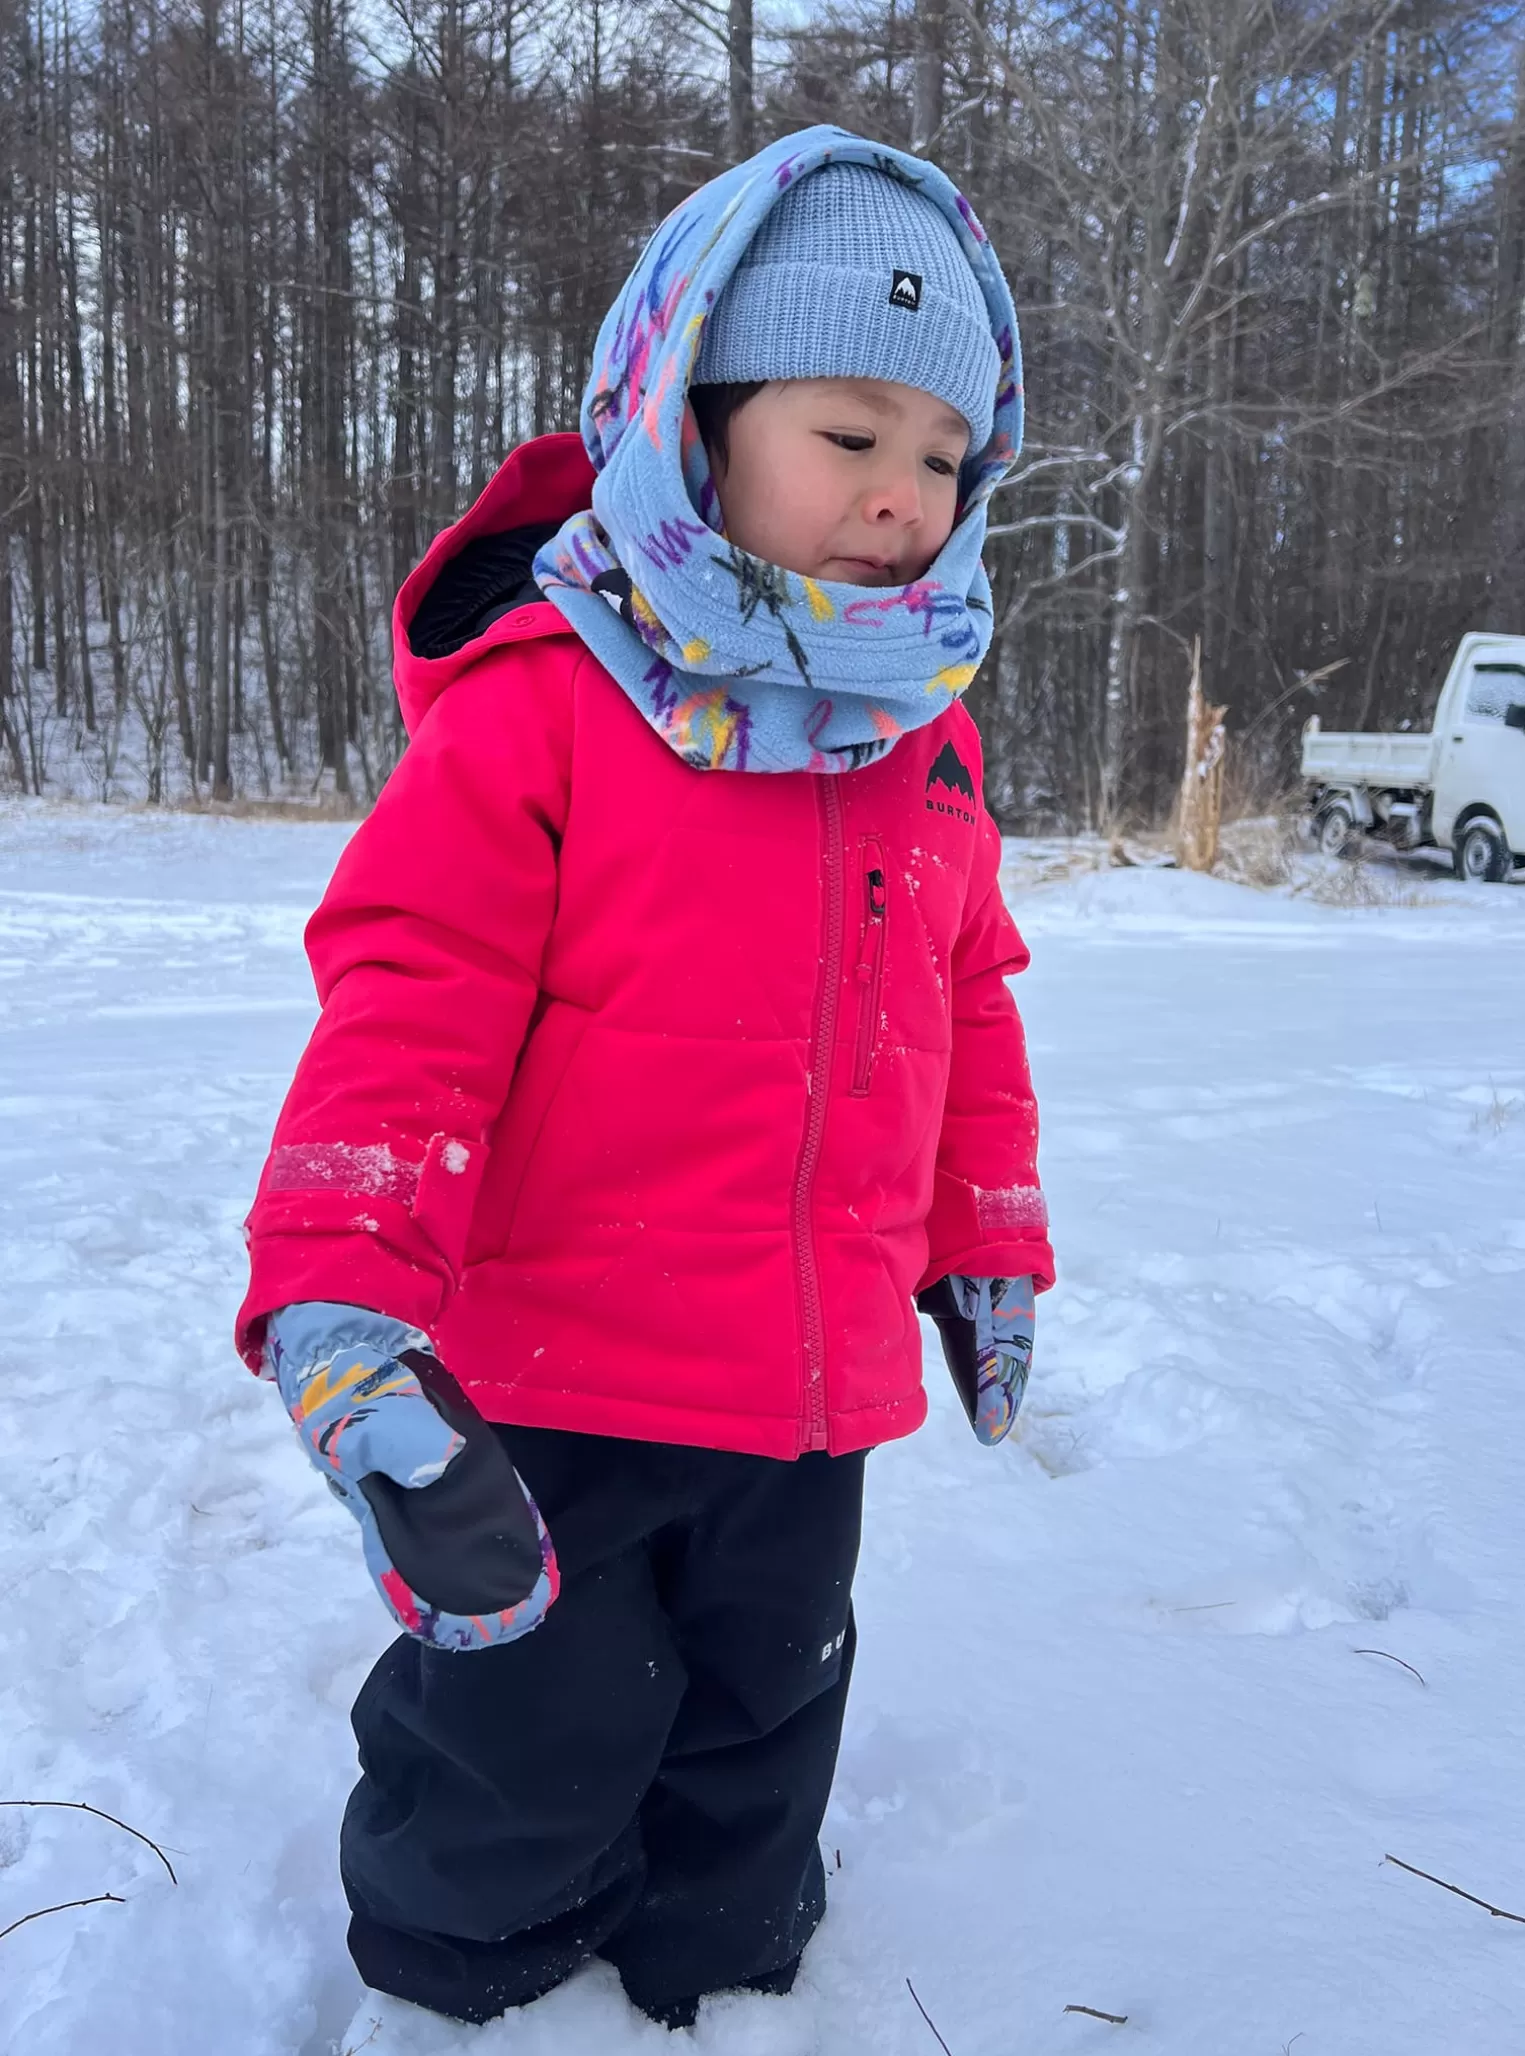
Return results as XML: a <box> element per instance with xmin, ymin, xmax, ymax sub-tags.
<box><xmin>532</xmin><ymin>126</ymin><xmax>1024</xmax><ymax>775</ymax></box>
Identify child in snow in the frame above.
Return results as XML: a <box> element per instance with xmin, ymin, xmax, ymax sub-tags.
<box><xmin>237</xmin><ymin>125</ymin><xmax>1054</xmax><ymax>2032</ymax></box>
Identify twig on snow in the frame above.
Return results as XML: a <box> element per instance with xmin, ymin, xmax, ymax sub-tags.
<box><xmin>0</xmin><ymin>1892</ymin><xmax>125</xmax><ymax>1944</ymax></box>
<box><xmin>906</xmin><ymin>1978</ymin><xmax>957</xmax><ymax>2054</ymax></box>
<box><xmin>1065</xmin><ymin>2002</ymin><xmax>1130</xmax><ymax>2024</ymax></box>
<box><xmin>1384</xmin><ymin>1854</ymin><xmax>1525</xmax><ymax>1924</ymax></box>
<box><xmin>1353</xmin><ymin>1648</ymin><xmax>1427</xmax><ymax>1687</ymax></box>
<box><xmin>0</xmin><ymin>1799</ymin><xmax>178</xmax><ymax>1885</ymax></box>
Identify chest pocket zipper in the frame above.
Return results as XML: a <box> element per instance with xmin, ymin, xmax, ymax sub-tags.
<box><xmin>851</xmin><ymin>839</ymin><xmax>888</xmax><ymax>1097</ymax></box>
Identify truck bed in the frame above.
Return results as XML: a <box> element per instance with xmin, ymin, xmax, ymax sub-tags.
<box><xmin>1300</xmin><ymin>726</ymin><xmax>1437</xmax><ymax>787</ymax></box>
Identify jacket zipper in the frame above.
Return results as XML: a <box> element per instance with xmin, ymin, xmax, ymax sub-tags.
<box><xmin>851</xmin><ymin>838</ymin><xmax>888</xmax><ymax>1096</ymax></box>
<box><xmin>794</xmin><ymin>778</ymin><xmax>844</xmax><ymax>1454</ymax></box>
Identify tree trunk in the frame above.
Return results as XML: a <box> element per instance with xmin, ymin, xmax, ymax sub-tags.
<box><xmin>727</xmin><ymin>0</ymin><xmax>754</xmax><ymax>164</ymax></box>
<box><xmin>912</xmin><ymin>0</ymin><xmax>945</xmax><ymax>154</ymax></box>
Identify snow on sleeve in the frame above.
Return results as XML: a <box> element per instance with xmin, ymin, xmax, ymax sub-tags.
<box><xmin>266</xmin><ymin>1139</ymin><xmax>424</xmax><ymax>1206</ymax></box>
<box><xmin>971</xmin><ymin>1181</ymin><xmax>1050</xmax><ymax>1235</ymax></box>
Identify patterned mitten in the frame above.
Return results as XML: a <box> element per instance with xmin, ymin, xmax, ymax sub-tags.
<box><xmin>266</xmin><ymin>1302</ymin><xmax>559</xmax><ymax>1651</ymax></box>
<box><xmin>917</xmin><ymin>1273</ymin><xmax>1035</xmax><ymax>1445</ymax></box>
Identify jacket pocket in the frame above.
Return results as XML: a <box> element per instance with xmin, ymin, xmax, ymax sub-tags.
<box><xmin>469</xmin><ymin>1002</ymin><xmax>591</xmax><ymax>1263</ymax></box>
<box><xmin>851</xmin><ymin>837</ymin><xmax>888</xmax><ymax>1097</ymax></box>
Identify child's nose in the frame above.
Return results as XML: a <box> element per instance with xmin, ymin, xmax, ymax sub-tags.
<box><xmin>863</xmin><ymin>469</ymin><xmax>923</xmax><ymax>528</ymax></box>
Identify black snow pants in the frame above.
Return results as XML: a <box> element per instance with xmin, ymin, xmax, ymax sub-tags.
<box><xmin>341</xmin><ymin>1424</ymin><xmax>866</xmax><ymax>2029</ymax></box>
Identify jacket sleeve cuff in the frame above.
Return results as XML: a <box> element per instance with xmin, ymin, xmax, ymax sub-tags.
<box><xmin>917</xmin><ymin>1235</ymin><xmax>1055</xmax><ymax>1298</ymax></box>
<box><xmin>237</xmin><ymin>1224</ymin><xmax>450</xmax><ymax>1370</ymax></box>
<box><xmin>919</xmin><ymin>1169</ymin><xmax>1054</xmax><ymax>1295</ymax></box>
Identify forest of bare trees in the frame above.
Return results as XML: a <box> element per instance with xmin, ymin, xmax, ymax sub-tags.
<box><xmin>1</xmin><ymin>0</ymin><xmax>1522</xmax><ymax>827</ymax></box>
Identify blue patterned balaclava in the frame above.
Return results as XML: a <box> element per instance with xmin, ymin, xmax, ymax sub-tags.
<box><xmin>533</xmin><ymin>125</ymin><xmax>1024</xmax><ymax>775</ymax></box>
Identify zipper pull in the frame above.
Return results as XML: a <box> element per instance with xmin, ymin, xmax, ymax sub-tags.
<box><xmin>857</xmin><ymin>867</ymin><xmax>886</xmax><ymax>980</ymax></box>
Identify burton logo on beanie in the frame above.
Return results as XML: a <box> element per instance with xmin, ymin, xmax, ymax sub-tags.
<box><xmin>889</xmin><ymin>268</ymin><xmax>923</xmax><ymax>310</ymax></box>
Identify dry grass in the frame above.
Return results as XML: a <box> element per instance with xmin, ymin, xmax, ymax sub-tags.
<box><xmin>1294</xmin><ymin>848</ymin><xmax>1392</xmax><ymax>906</ymax></box>
<box><xmin>1004</xmin><ymin>807</ymin><xmax>1459</xmax><ymax>908</ymax></box>
<box><xmin>1107</xmin><ymin>831</ymin><xmax>1179</xmax><ymax>870</ymax></box>
<box><xmin>1209</xmin><ymin>805</ymin><xmax>1449</xmax><ymax>906</ymax></box>
<box><xmin>1471</xmin><ymin>1085</ymin><xmax>1523</xmax><ymax>1138</ymax></box>
<box><xmin>1292</xmin><ymin>848</ymin><xmax>1448</xmax><ymax>909</ymax></box>
<box><xmin>1001</xmin><ymin>837</ymin><xmax>1113</xmax><ymax>890</ymax></box>
<box><xmin>169</xmin><ymin>791</ymin><xmax>367</xmax><ymax>821</ymax></box>
<box><xmin>1213</xmin><ymin>816</ymin><xmax>1298</xmax><ymax>890</ymax></box>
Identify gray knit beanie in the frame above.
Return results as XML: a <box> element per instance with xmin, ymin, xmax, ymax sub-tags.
<box><xmin>692</xmin><ymin>160</ymin><xmax>1001</xmax><ymax>451</ymax></box>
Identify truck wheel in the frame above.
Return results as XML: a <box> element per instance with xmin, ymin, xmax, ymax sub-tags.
<box><xmin>1454</xmin><ymin>818</ymin><xmax>1511</xmax><ymax>884</ymax></box>
<box><xmin>1316</xmin><ymin>802</ymin><xmax>1356</xmax><ymax>859</ymax></box>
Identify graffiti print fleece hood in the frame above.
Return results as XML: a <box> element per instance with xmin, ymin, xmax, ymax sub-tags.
<box><xmin>532</xmin><ymin>124</ymin><xmax>1025</xmax><ymax>775</ymax></box>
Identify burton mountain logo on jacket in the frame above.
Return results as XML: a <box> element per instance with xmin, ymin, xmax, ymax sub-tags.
<box><xmin>926</xmin><ymin>739</ymin><xmax>976</xmax><ymax>822</ymax></box>
<box><xmin>889</xmin><ymin>268</ymin><xmax>923</xmax><ymax>310</ymax></box>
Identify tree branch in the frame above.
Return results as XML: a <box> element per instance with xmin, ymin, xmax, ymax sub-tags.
<box><xmin>0</xmin><ymin>1800</ymin><xmax>179</xmax><ymax>1885</ymax></box>
<box><xmin>1384</xmin><ymin>1855</ymin><xmax>1525</xmax><ymax>1924</ymax></box>
<box><xmin>0</xmin><ymin>1893</ymin><xmax>125</xmax><ymax>1946</ymax></box>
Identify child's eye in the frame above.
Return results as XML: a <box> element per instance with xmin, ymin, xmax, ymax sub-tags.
<box><xmin>824</xmin><ymin>433</ymin><xmax>874</xmax><ymax>453</ymax></box>
<box><xmin>925</xmin><ymin>457</ymin><xmax>958</xmax><ymax>478</ymax></box>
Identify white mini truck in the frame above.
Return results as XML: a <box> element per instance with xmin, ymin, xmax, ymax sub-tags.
<box><xmin>1301</xmin><ymin>634</ymin><xmax>1525</xmax><ymax>882</ymax></box>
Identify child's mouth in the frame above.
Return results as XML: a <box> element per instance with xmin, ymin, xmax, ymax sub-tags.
<box><xmin>825</xmin><ymin>556</ymin><xmax>897</xmax><ymax>584</ymax></box>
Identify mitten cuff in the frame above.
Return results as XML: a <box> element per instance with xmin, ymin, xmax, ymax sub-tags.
<box><xmin>264</xmin><ymin>1300</ymin><xmax>435</xmax><ymax>1385</ymax></box>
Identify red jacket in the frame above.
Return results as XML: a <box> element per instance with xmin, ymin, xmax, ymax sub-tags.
<box><xmin>237</xmin><ymin>434</ymin><xmax>1053</xmax><ymax>1460</ymax></box>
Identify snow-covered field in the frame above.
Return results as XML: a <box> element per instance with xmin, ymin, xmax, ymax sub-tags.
<box><xmin>2</xmin><ymin>802</ymin><xmax>1523</xmax><ymax>2056</ymax></box>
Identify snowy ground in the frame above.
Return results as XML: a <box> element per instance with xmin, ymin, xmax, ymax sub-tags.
<box><xmin>2</xmin><ymin>802</ymin><xmax>1523</xmax><ymax>2056</ymax></box>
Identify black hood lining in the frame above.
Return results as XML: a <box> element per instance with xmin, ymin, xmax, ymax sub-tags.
<box><xmin>408</xmin><ymin>519</ymin><xmax>562</xmax><ymax>660</ymax></box>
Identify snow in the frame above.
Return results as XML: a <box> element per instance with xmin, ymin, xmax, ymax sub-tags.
<box><xmin>3</xmin><ymin>802</ymin><xmax>1524</xmax><ymax>2054</ymax></box>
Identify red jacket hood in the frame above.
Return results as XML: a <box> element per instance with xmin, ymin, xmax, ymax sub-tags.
<box><xmin>392</xmin><ymin>433</ymin><xmax>595</xmax><ymax>737</ymax></box>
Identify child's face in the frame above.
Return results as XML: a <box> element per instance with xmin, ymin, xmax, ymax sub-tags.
<box><xmin>708</xmin><ymin>377</ymin><xmax>971</xmax><ymax>588</ymax></box>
